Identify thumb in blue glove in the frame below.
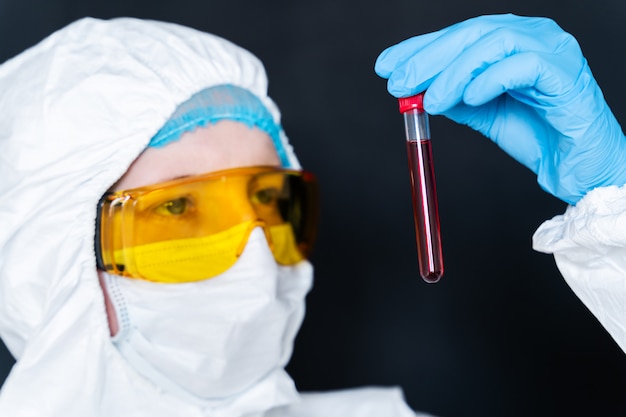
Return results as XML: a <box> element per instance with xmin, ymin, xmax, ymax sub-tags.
<box><xmin>375</xmin><ymin>13</ymin><xmax>626</xmax><ymax>205</ymax></box>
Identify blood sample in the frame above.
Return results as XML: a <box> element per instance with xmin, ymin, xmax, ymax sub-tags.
<box><xmin>399</xmin><ymin>93</ymin><xmax>443</xmax><ymax>283</ymax></box>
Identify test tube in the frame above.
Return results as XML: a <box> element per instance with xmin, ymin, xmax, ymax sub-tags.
<box><xmin>399</xmin><ymin>93</ymin><xmax>443</xmax><ymax>283</ymax></box>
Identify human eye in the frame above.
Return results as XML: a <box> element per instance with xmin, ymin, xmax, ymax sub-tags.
<box><xmin>252</xmin><ymin>188</ymin><xmax>279</xmax><ymax>205</ymax></box>
<box><xmin>153</xmin><ymin>197</ymin><xmax>192</xmax><ymax>216</ymax></box>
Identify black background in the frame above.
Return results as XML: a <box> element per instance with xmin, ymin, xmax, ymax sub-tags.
<box><xmin>2</xmin><ymin>1</ymin><xmax>626</xmax><ymax>416</ymax></box>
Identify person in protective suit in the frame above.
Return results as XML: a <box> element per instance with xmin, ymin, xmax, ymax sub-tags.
<box><xmin>1</xmin><ymin>12</ymin><xmax>625</xmax><ymax>417</ymax></box>
<box><xmin>0</xmin><ymin>17</ymin><xmax>425</xmax><ymax>417</ymax></box>
<box><xmin>376</xmin><ymin>13</ymin><xmax>626</xmax><ymax>354</ymax></box>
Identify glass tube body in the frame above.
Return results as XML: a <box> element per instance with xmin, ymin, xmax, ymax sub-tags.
<box><xmin>403</xmin><ymin>108</ymin><xmax>443</xmax><ymax>283</ymax></box>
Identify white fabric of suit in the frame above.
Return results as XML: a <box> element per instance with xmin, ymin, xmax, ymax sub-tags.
<box><xmin>534</xmin><ymin>185</ymin><xmax>626</xmax><ymax>354</ymax></box>
<box><xmin>0</xmin><ymin>17</ymin><xmax>427</xmax><ymax>417</ymax></box>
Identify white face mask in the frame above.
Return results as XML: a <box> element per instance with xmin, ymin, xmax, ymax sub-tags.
<box><xmin>102</xmin><ymin>228</ymin><xmax>313</xmax><ymax>403</ymax></box>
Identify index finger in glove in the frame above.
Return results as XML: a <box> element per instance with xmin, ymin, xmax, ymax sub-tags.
<box><xmin>374</xmin><ymin>29</ymin><xmax>448</xmax><ymax>79</ymax></box>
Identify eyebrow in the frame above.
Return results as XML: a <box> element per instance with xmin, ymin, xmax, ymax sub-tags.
<box><xmin>170</xmin><ymin>174</ymin><xmax>192</xmax><ymax>181</ymax></box>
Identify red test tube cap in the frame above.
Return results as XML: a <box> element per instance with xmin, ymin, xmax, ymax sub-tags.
<box><xmin>398</xmin><ymin>93</ymin><xmax>425</xmax><ymax>113</ymax></box>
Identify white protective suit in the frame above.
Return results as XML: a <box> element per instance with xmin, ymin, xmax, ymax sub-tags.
<box><xmin>533</xmin><ymin>185</ymin><xmax>626</xmax><ymax>353</ymax></box>
<box><xmin>0</xmin><ymin>17</ymin><xmax>429</xmax><ymax>417</ymax></box>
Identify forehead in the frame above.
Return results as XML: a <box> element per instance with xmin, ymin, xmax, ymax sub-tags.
<box><xmin>113</xmin><ymin>120</ymin><xmax>281</xmax><ymax>191</ymax></box>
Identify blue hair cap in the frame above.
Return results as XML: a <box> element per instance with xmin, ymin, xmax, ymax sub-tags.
<box><xmin>150</xmin><ymin>84</ymin><xmax>290</xmax><ymax>167</ymax></box>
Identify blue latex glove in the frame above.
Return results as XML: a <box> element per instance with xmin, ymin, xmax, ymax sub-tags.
<box><xmin>375</xmin><ymin>14</ymin><xmax>626</xmax><ymax>205</ymax></box>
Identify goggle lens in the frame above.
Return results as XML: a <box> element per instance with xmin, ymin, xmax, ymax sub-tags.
<box><xmin>95</xmin><ymin>166</ymin><xmax>318</xmax><ymax>283</ymax></box>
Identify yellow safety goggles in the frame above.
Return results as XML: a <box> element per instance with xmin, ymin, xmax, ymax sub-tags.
<box><xmin>95</xmin><ymin>166</ymin><xmax>319</xmax><ymax>283</ymax></box>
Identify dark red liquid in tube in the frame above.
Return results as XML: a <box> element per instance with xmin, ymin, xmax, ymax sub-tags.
<box><xmin>406</xmin><ymin>139</ymin><xmax>443</xmax><ymax>282</ymax></box>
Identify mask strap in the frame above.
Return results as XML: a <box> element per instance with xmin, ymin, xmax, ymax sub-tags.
<box><xmin>102</xmin><ymin>272</ymin><xmax>132</xmax><ymax>342</ymax></box>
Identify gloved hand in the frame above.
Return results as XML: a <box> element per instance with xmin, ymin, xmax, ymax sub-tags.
<box><xmin>375</xmin><ymin>14</ymin><xmax>626</xmax><ymax>205</ymax></box>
